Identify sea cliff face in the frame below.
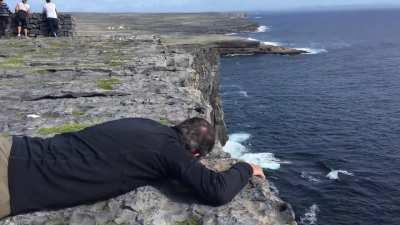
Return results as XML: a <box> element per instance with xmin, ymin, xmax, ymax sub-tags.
<box><xmin>0</xmin><ymin>13</ymin><xmax>298</xmax><ymax>225</ymax></box>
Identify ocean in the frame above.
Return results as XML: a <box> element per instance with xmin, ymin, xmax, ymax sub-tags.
<box><xmin>220</xmin><ymin>9</ymin><xmax>400</xmax><ymax>225</ymax></box>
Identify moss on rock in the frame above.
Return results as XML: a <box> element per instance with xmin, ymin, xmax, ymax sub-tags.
<box><xmin>0</xmin><ymin>56</ymin><xmax>25</xmax><ymax>68</ymax></box>
<box><xmin>96</xmin><ymin>78</ymin><xmax>121</xmax><ymax>90</ymax></box>
<box><xmin>159</xmin><ymin>118</ymin><xmax>171</xmax><ymax>126</ymax></box>
<box><xmin>72</xmin><ymin>111</ymin><xmax>85</xmax><ymax>117</ymax></box>
<box><xmin>174</xmin><ymin>217</ymin><xmax>200</xmax><ymax>225</ymax></box>
<box><xmin>38</xmin><ymin>123</ymin><xmax>91</xmax><ymax>135</ymax></box>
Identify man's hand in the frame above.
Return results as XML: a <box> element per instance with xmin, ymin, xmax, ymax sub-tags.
<box><xmin>250</xmin><ymin>164</ymin><xmax>266</xmax><ymax>179</ymax></box>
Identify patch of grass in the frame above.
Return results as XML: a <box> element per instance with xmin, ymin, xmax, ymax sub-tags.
<box><xmin>96</xmin><ymin>78</ymin><xmax>121</xmax><ymax>90</ymax></box>
<box><xmin>38</xmin><ymin>123</ymin><xmax>91</xmax><ymax>135</ymax></box>
<box><xmin>32</xmin><ymin>69</ymin><xmax>50</xmax><ymax>75</ymax></box>
<box><xmin>108</xmin><ymin>59</ymin><xmax>124</xmax><ymax>67</ymax></box>
<box><xmin>0</xmin><ymin>56</ymin><xmax>25</xmax><ymax>68</ymax></box>
<box><xmin>174</xmin><ymin>217</ymin><xmax>200</xmax><ymax>225</ymax></box>
<box><xmin>48</xmin><ymin>41</ymin><xmax>70</xmax><ymax>49</ymax></box>
<box><xmin>5</xmin><ymin>41</ymin><xmax>30</xmax><ymax>48</ymax></box>
<box><xmin>33</xmin><ymin>48</ymin><xmax>58</xmax><ymax>58</ymax></box>
<box><xmin>72</xmin><ymin>111</ymin><xmax>85</xmax><ymax>117</ymax></box>
<box><xmin>159</xmin><ymin>118</ymin><xmax>171</xmax><ymax>126</ymax></box>
<box><xmin>102</xmin><ymin>222</ymin><xmax>118</xmax><ymax>225</ymax></box>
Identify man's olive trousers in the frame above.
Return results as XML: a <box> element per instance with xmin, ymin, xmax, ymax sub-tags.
<box><xmin>0</xmin><ymin>136</ymin><xmax>11</xmax><ymax>218</ymax></box>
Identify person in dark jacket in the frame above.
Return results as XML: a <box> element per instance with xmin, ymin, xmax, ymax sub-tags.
<box><xmin>0</xmin><ymin>118</ymin><xmax>265</xmax><ymax>218</ymax></box>
<box><xmin>0</xmin><ymin>0</ymin><xmax>11</xmax><ymax>37</ymax></box>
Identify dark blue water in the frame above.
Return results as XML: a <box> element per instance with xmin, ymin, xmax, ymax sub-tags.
<box><xmin>220</xmin><ymin>9</ymin><xmax>400</xmax><ymax>225</ymax></box>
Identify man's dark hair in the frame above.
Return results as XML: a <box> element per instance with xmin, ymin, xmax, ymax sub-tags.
<box><xmin>174</xmin><ymin>118</ymin><xmax>216</xmax><ymax>157</ymax></box>
<box><xmin>46</xmin><ymin>0</ymin><xmax>51</xmax><ymax>2</ymax></box>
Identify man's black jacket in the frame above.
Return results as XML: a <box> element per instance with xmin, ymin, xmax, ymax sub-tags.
<box><xmin>9</xmin><ymin>118</ymin><xmax>252</xmax><ymax>215</ymax></box>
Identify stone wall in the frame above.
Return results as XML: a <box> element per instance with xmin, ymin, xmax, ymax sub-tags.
<box><xmin>5</xmin><ymin>13</ymin><xmax>75</xmax><ymax>37</ymax></box>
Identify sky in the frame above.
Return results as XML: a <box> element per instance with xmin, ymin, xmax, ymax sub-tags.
<box><xmin>6</xmin><ymin>0</ymin><xmax>400</xmax><ymax>13</ymax></box>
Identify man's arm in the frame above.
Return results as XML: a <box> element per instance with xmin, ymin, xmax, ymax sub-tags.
<box><xmin>166</xmin><ymin>153</ymin><xmax>254</xmax><ymax>206</ymax></box>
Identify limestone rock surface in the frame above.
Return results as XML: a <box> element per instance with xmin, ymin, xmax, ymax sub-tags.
<box><xmin>0</xmin><ymin>13</ymin><xmax>298</xmax><ymax>225</ymax></box>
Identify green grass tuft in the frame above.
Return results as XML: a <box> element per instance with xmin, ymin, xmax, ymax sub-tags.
<box><xmin>159</xmin><ymin>118</ymin><xmax>171</xmax><ymax>126</ymax></box>
<box><xmin>108</xmin><ymin>59</ymin><xmax>124</xmax><ymax>67</ymax></box>
<box><xmin>0</xmin><ymin>56</ymin><xmax>25</xmax><ymax>68</ymax></box>
<box><xmin>96</xmin><ymin>78</ymin><xmax>121</xmax><ymax>90</ymax></box>
<box><xmin>38</xmin><ymin>123</ymin><xmax>91</xmax><ymax>135</ymax></box>
<box><xmin>174</xmin><ymin>217</ymin><xmax>200</xmax><ymax>225</ymax></box>
<box><xmin>72</xmin><ymin>111</ymin><xmax>85</xmax><ymax>117</ymax></box>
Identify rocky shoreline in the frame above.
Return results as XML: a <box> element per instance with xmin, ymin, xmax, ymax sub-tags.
<box><xmin>0</xmin><ymin>13</ymin><xmax>298</xmax><ymax>225</ymax></box>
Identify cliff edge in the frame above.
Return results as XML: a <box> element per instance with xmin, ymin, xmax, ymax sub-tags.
<box><xmin>0</xmin><ymin>13</ymin><xmax>298</xmax><ymax>225</ymax></box>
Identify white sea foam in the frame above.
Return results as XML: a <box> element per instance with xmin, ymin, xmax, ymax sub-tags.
<box><xmin>326</xmin><ymin>170</ymin><xmax>354</xmax><ymax>180</ymax></box>
<box><xmin>225</xmin><ymin>33</ymin><xmax>237</xmax><ymax>36</ymax></box>
<box><xmin>240</xmin><ymin>153</ymin><xmax>281</xmax><ymax>170</ymax></box>
<box><xmin>296</xmin><ymin>48</ymin><xmax>328</xmax><ymax>55</ymax></box>
<box><xmin>254</xmin><ymin>16</ymin><xmax>263</xmax><ymax>19</ymax></box>
<box><xmin>262</xmin><ymin>41</ymin><xmax>281</xmax><ymax>47</ymax></box>
<box><xmin>300</xmin><ymin>204</ymin><xmax>319</xmax><ymax>225</ymax></box>
<box><xmin>246</xmin><ymin>38</ymin><xmax>281</xmax><ymax>47</ymax></box>
<box><xmin>229</xmin><ymin>133</ymin><xmax>251</xmax><ymax>143</ymax></box>
<box><xmin>256</xmin><ymin>25</ymin><xmax>270</xmax><ymax>33</ymax></box>
<box><xmin>223</xmin><ymin>133</ymin><xmax>250</xmax><ymax>158</ymax></box>
<box><xmin>247</xmin><ymin>37</ymin><xmax>259</xmax><ymax>42</ymax></box>
<box><xmin>223</xmin><ymin>133</ymin><xmax>286</xmax><ymax>170</ymax></box>
<box><xmin>301</xmin><ymin>172</ymin><xmax>321</xmax><ymax>183</ymax></box>
<box><xmin>239</xmin><ymin>91</ymin><xmax>249</xmax><ymax>97</ymax></box>
<box><xmin>225</xmin><ymin>53</ymin><xmax>255</xmax><ymax>57</ymax></box>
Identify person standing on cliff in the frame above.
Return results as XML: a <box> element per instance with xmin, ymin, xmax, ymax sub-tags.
<box><xmin>42</xmin><ymin>0</ymin><xmax>58</xmax><ymax>37</ymax></box>
<box><xmin>0</xmin><ymin>117</ymin><xmax>265</xmax><ymax>218</ymax></box>
<box><xmin>0</xmin><ymin>0</ymin><xmax>11</xmax><ymax>38</ymax></box>
<box><xmin>15</xmin><ymin>0</ymin><xmax>30</xmax><ymax>38</ymax></box>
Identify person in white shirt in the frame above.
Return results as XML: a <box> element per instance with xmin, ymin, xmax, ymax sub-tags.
<box><xmin>43</xmin><ymin>0</ymin><xmax>58</xmax><ymax>37</ymax></box>
<box><xmin>15</xmin><ymin>0</ymin><xmax>30</xmax><ymax>38</ymax></box>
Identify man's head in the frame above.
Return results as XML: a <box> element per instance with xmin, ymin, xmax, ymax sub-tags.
<box><xmin>46</xmin><ymin>0</ymin><xmax>51</xmax><ymax>3</ymax></box>
<box><xmin>22</xmin><ymin>0</ymin><xmax>27</xmax><ymax>3</ymax></box>
<box><xmin>174</xmin><ymin>118</ymin><xmax>215</xmax><ymax>158</ymax></box>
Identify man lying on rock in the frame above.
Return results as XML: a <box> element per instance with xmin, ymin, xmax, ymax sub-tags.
<box><xmin>0</xmin><ymin>117</ymin><xmax>265</xmax><ymax>219</ymax></box>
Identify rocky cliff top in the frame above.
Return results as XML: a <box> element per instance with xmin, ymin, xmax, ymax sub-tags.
<box><xmin>0</xmin><ymin>13</ymin><xmax>297</xmax><ymax>225</ymax></box>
